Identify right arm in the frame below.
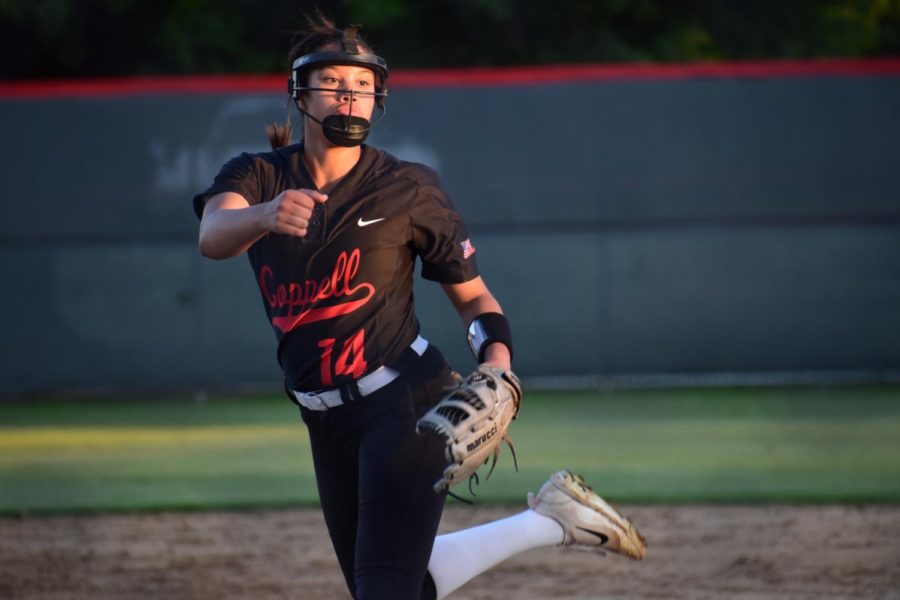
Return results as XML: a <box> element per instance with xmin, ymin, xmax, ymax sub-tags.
<box><xmin>198</xmin><ymin>189</ymin><xmax>327</xmax><ymax>260</ymax></box>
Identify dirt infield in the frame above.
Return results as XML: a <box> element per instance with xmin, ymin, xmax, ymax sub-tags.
<box><xmin>2</xmin><ymin>504</ymin><xmax>899</xmax><ymax>599</ymax></box>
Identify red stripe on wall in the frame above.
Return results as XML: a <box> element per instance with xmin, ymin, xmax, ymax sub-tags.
<box><xmin>392</xmin><ymin>57</ymin><xmax>900</xmax><ymax>87</ymax></box>
<box><xmin>2</xmin><ymin>58</ymin><xmax>899</xmax><ymax>99</ymax></box>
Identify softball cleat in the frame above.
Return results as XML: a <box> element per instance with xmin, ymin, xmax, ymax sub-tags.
<box><xmin>527</xmin><ymin>470</ymin><xmax>646</xmax><ymax>560</ymax></box>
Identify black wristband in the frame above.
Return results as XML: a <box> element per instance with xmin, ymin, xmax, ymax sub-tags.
<box><xmin>467</xmin><ymin>312</ymin><xmax>513</xmax><ymax>363</ymax></box>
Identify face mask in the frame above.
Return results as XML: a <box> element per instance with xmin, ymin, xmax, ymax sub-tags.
<box><xmin>288</xmin><ymin>27</ymin><xmax>389</xmax><ymax>147</ymax></box>
<box><xmin>295</xmin><ymin>105</ymin><xmax>375</xmax><ymax>147</ymax></box>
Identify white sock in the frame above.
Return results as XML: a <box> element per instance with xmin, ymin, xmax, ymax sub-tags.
<box><xmin>427</xmin><ymin>509</ymin><xmax>564</xmax><ymax>599</ymax></box>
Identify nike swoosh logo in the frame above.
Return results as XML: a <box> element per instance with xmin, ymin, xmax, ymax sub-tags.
<box><xmin>357</xmin><ymin>217</ymin><xmax>386</xmax><ymax>227</ymax></box>
<box><xmin>576</xmin><ymin>527</ymin><xmax>609</xmax><ymax>544</ymax></box>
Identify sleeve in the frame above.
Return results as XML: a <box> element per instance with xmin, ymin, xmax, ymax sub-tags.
<box><xmin>411</xmin><ymin>185</ymin><xmax>480</xmax><ymax>284</ymax></box>
<box><xmin>192</xmin><ymin>152</ymin><xmax>264</xmax><ymax>220</ymax></box>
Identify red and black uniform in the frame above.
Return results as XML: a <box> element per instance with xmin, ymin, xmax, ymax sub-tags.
<box><xmin>193</xmin><ymin>143</ymin><xmax>477</xmax><ymax>391</ymax></box>
<box><xmin>194</xmin><ymin>143</ymin><xmax>479</xmax><ymax>600</ymax></box>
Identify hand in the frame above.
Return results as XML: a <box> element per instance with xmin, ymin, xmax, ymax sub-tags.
<box><xmin>261</xmin><ymin>189</ymin><xmax>328</xmax><ymax>237</ymax></box>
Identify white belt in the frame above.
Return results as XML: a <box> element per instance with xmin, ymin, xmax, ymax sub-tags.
<box><xmin>291</xmin><ymin>335</ymin><xmax>429</xmax><ymax>411</ymax></box>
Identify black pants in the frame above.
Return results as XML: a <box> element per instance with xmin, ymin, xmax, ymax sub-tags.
<box><xmin>298</xmin><ymin>345</ymin><xmax>457</xmax><ymax>600</ymax></box>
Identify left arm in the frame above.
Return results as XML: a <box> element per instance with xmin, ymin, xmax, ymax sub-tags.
<box><xmin>441</xmin><ymin>276</ymin><xmax>512</xmax><ymax>370</ymax></box>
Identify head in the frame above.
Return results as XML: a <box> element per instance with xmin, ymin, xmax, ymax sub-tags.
<box><xmin>267</xmin><ymin>17</ymin><xmax>388</xmax><ymax>149</ymax></box>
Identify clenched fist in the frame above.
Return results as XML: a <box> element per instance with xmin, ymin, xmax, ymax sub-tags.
<box><xmin>261</xmin><ymin>189</ymin><xmax>328</xmax><ymax>237</ymax></box>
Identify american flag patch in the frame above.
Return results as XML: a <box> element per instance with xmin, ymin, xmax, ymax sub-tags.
<box><xmin>461</xmin><ymin>238</ymin><xmax>475</xmax><ymax>259</ymax></box>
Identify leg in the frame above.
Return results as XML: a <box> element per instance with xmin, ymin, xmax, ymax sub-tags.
<box><xmin>428</xmin><ymin>510</ymin><xmax>563</xmax><ymax>598</ymax></box>
<box><xmin>427</xmin><ymin>470</ymin><xmax>647</xmax><ymax>599</ymax></box>
<box><xmin>354</xmin><ymin>408</ymin><xmax>448</xmax><ymax>599</ymax></box>
<box><xmin>301</xmin><ymin>407</ymin><xmax>362</xmax><ymax>597</ymax></box>
<box><xmin>353</xmin><ymin>347</ymin><xmax>457</xmax><ymax>600</ymax></box>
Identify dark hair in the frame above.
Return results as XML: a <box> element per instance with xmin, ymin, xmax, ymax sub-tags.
<box><xmin>266</xmin><ymin>13</ymin><xmax>378</xmax><ymax>149</ymax></box>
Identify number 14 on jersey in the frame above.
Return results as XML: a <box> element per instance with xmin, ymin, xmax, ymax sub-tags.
<box><xmin>317</xmin><ymin>329</ymin><xmax>368</xmax><ymax>387</ymax></box>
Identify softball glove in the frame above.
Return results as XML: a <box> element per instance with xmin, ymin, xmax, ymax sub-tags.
<box><xmin>416</xmin><ymin>365</ymin><xmax>523</xmax><ymax>494</ymax></box>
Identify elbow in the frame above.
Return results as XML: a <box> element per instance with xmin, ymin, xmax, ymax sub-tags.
<box><xmin>197</xmin><ymin>219</ymin><xmax>236</xmax><ymax>260</ymax></box>
<box><xmin>199</xmin><ymin>237</ymin><xmax>245</xmax><ymax>260</ymax></box>
<box><xmin>198</xmin><ymin>233</ymin><xmax>229</xmax><ymax>260</ymax></box>
<box><xmin>197</xmin><ymin>232</ymin><xmax>214</xmax><ymax>259</ymax></box>
<box><xmin>198</xmin><ymin>242</ymin><xmax>216</xmax><ymax>260</ymax></box>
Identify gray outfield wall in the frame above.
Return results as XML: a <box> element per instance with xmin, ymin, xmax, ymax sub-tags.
<box><xmin>2</xmin><ymin>64</ymin><xmax>899</xmax><ymax>396</ymax></box>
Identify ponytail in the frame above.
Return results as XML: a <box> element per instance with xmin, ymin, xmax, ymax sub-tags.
<box><xmin>266</xmin><ymin>116</ymin><xmax>292</xmax><ymax>149</ymax></box>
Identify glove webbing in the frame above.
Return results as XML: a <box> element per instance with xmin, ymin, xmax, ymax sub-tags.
<box><xmin>445</xmin><ymin>432</ymin><xmax>519</xmax><ymax>504</ymax></box>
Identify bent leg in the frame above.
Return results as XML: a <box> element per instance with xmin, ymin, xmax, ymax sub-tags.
<box><xmin>427</xmin><ymin>510</ymin><xmax>563</xmax><ymax>599</ymax></box>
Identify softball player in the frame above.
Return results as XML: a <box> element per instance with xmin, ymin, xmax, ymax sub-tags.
<box><xmin>194</xmin><ymin>16</ymin><xmax>644</xmax><ymax>599</ymax></box>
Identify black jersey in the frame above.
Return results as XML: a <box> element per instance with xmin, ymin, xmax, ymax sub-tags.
<box><xmin>193</xmin><ymin>144</ymin><xmax>479</xmax><ymax>390</ymax></box>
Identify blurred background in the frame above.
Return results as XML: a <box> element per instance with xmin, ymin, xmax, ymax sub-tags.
<box><xmin>1</xmin><ymin>0</ymin><xmax>899</xmax><ymax>398</ymax></box>
<box><xmin>4</xmin><ymin>0</ymin><xmax>900</xmax><ymax>76</ymax></box>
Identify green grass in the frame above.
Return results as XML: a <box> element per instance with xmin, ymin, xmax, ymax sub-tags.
<box><xmin>1</xmin><ymin>385</ymin><xmax>899</xmax><ymax>513</ymax></box>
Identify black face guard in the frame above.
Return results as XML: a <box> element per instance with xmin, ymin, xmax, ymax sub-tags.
<box><xmin>287</xmin><ymin>26</ymin><xmax>389</xmax><ymax>147</ymax></box>
<box><xmin>292</xmin><ymin>88</ymin><xmax>387</xmax><ymax>147</ymax></box>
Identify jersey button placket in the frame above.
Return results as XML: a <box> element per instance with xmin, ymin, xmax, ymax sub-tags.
<box><xmin>304</xmin><ymin>201</ymin><xmax>326</xmax><ymax>243</ymax></box>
